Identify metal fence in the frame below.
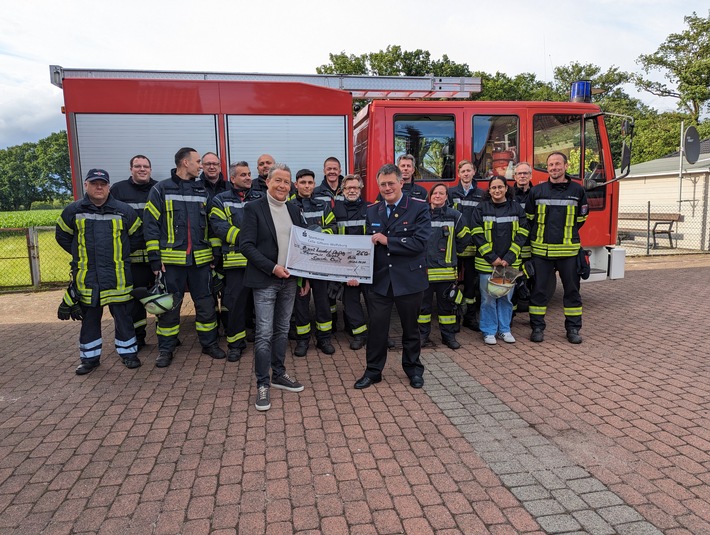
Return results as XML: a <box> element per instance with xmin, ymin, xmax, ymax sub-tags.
<box><xmin>2</xmin><ymin>206</ymin><xmax>708</xmax><ymax>291</ymax></box>
<box><xmin>0</xmin><ymin>226</ymin><xmax>70</xmax><ymax>291</ymax></box>
<box><xmin>617</xmin><ymin>202</ymin><xmax>710</xmax><ymax>256</ymax></box>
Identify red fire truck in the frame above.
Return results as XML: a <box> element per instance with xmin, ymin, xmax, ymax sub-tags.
<box><xmin>50</xmin><ymin>66</ymin><xmax>632</xmax><ymax>280</ymax></box>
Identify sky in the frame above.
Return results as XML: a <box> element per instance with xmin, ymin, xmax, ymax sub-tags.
<box><xmin>0</xmin><ymin>0</ymin><xmax>706</xmax><ymax>150</ymax></box>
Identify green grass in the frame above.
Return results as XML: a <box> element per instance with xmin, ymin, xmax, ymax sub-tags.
<box><xmin>0</xmin><ymin>228</ymin><xmax>71</xmax><ymax>288</ymax></box>
<box><xmin>0</xmin><ymin>209</ymin><xmax>62</xmax><ymax>228</ymax></box>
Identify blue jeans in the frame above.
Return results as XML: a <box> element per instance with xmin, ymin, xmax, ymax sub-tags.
<box><xmin>479</xmin><ymin>273</ymin><xmax>513</xmax><ymax>336</ymax></box>
<box><xmin>252</xmin><ymin>278</ymin><xmax>298</xmax><ymax>387</ymax></box>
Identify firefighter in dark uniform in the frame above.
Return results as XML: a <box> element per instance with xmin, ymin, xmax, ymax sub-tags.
<box><xmin>143</xmin><ymin>147</ymin><xmax>226</xmax><ymax>367</ymax></box>
<box><xmin>449</xmin><ymin>160</ymin><xmax>485</xmax><ymax>330</ymax></box>
<box><xmin>418</xmin><ymin>183</ymin><xmax>470</xmax><ymax>349</ymax></box>
<box><xmin>511</xmin><ymin>162</ymin><xmax>533</xmax><ymax>311</ymax></box>
<box><xmin>199</xmin><ymin>152</ymin><xmax>228</xmax><ymax>201</ymax></box>
<box><xmin>332</xmin><ymin>174</ymin><xmax>370</xmax><ymax>350</ymax></box>
<box><xmin>248</xmin><ymin>153</ymin><xmax>274</xmax><ymax>194</ymax></box>
<box><xmin>526</xmin><ymin>152</ymin><xmax>588</xmax><ymax>344</ymax></box>
<box><xmin>354</xmin><ymin>163</ymin><xmax>432</xmax><ymax>390</ymax></box>
<box><xmin>290</xmin><ymin>169</ymin><xmax>338</xmax><ymax>356</ymax></box>
<box><xmin>313</xmin><ymin>156</ymin><xmax>345</xmax><ymax>207</ymax></box>
<box><xmin>199</xmin><ymin>152</ymin><xmax>228</xmax><ymax>330</ymax></box>
<box><xmin>313</xmin><ymin>157</ymin><xmax>345</xmax><ymax>330</ymax></box>
<box><xmin>56</xmin><ymin>168</ymin><xmax>143</xmax><ymax>374</ymax></box>
<box><xmin>376</xmin><ymin>154</ymin><xmax>428</xmax><ymax>202</ymax></box>
<box><xmin>110</xmin><ymin>155</ymin><xmax>158</xmax><ymax>350</ymax></box>
<box><xmin>208</xmin><ymin>161</ymin><xmax>264</xmax><ymax>362</ymax></box>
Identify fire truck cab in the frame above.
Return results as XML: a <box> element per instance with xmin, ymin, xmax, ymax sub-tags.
<box><xmin>353</xmin><ymin>96</ymin><xmax>631</xmax><ymax>280</ymax></box>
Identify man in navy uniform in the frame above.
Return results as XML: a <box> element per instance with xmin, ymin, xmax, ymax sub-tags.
<box><xmin>354</xmin><ymin>163</ymin><xmax>432</xmax><ymax>390</ymax></box>
<box><xmin>110</xmin><ymin>155</ymin><xmax>158</xmax><ymax>350</ymax></box>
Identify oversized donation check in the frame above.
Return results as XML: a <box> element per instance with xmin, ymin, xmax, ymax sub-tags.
<box><xmin>285</xmin><ymin>227</ymin><xmax>374</xmax><ymax>283</ymax></box>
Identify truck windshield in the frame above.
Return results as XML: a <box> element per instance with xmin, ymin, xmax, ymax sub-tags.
<box><xmin>533</xmin><ymin>114</ymin><xmax>606</xmax><ymax>210</ymax></box>
<box><xmin>394</xmin><ymin>114</ymin><xmax>456</xmax><ymax>181</ymax></box>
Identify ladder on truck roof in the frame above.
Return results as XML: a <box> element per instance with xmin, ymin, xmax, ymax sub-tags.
<box><xmin>49</xmin><ymin>65</ymin><xmax>481</xmax><ymax>99</ymax></box>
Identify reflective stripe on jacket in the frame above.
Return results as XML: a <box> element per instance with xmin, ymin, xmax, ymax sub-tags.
<box><xmin>425</xmin><ymin>206</ymin><xmax>470</xmax><ymax>282</ymax></box>
<box><xmin>110</xmin><ymin>177</ymin><xmax>158</xmax><ymax>264</ymax></box>
<box><xmin>470</xmin><ymin>198</ymin><xmax>529</xmax><ymax>273</ymax></box>
<box><xmin>289</xmin><ymin>196</ymin><xmax>337</xmax><ymax>234</ymax></box>
<box><xmin>449</xmin><ymin>183</ymin><xmax>485</xmax><ymax>257</ymax></box>
<box><xmin>143</xmin><ymin>170</ymin><xmax>213</xmax><ymax>267</ymax></box>
<box><xmin>208</xmin><ymin>187</ymin><xmax>265</xmax><ymax>268</ymax></box>
<box><xmin>525</xmin><ymin>179</ymin><xmax>588</xmax><ymax>258</ymax></box>
<box><xmin>332</xmin><ymin>198</ymin><xmax>368</xmax><ymax>235</ymax></box>
<box><xmin>56</xmin><ymin>194</ymin><xmax>141</xmax><ymax>306</ymax></box>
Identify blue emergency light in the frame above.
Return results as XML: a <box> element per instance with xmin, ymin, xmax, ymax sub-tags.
<box><xmin>570</xmin><ymin>80</ymin><xmax>592</xmax><ymax>103</ymax></box>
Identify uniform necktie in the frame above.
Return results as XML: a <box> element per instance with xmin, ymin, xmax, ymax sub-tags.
<box><xmin>387</xmin><ymin>204</ymin><xmax>395</xmax><ymax>218</ymax></box>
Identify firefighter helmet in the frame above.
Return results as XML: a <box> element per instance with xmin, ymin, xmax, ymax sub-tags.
<box><xmin>132</xmin><ymin>273</ymin><xmax>180</xmax><ymax>316</ymax></box>
<box><xmin>486</xmin><ymin>266</ymin><xmax>523</xmax><ymax>298</ymax></box>
<box><xmin>442</xmin><ymin>282</ymin><xmax>463</xmax><ymax>305</ymax></box>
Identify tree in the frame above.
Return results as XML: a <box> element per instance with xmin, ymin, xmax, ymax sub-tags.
<box><xmin>631</xmin><ymin>112</ymin><xmax>710</xmax><ymax>164</ymax></box>
<box><xmin>0</xmin><ymin>131</ymin><xmax>71</xmax><ymax>211</ymax></box>
<box><xmin>635</xmin><ymin>11</ymin><xmax>710</xmax><ymax>124</ymax></box>
<box><xmin>317</xmin><ymin>45</ymin><xmax>471</xmax><ymax>77</ymax></box>
<box><xmin>471</xmin><ymin>71</ymin><xmax>556</xmax><ymax>102</ymax></box>
<box><xmin>552</xmin><ymin>62</ymin><xmax>632</xmax><ymax>101</ymax></box>
<box><xmin>316</xmin><ymin>52</ymin><xmax>368</xmax><ymax>75</ymax></box>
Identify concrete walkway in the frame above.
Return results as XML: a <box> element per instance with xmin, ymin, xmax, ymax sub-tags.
<box><xmin>1</xmin><ymin>254</ymin><xmax>709</xmax><ymax>534</ymax></box>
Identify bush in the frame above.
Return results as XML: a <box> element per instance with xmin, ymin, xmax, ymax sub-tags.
<box><xmin>31</xmin><ymin>199</ymin><xmax>71</xmax><ymax>210</ymax></box>
<box><xmin>0</xmin><ymin>209</ymin><xmax>62</xmax><ymax>228</ymax></box>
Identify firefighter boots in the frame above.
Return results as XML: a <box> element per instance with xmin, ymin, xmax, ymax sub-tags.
<box><xmin>530</xmin><ymin>329</ymin><xmax>544</xmax><ymax>343</ymax></box>
<box><xmin>75</xmin><ymin>358</ymin><xmax>100</xmax><ymax>375</ymax></box>
<box><xmin>156</xmin><ymin>352</ymin><xmax>173</xmax><ymax>368</ymax></box>
<box><xmin>566</xmin><ymin>329</ymin><xmax>583</xmax><ymax>344</ymax></box>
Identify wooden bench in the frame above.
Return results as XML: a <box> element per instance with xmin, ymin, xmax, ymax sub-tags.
<box><xmin>617</xmin><ymin>212</ymin><xmax>684</xmax><ymax>248</ymax></box>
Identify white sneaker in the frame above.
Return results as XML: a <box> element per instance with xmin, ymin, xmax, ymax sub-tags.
<box><xmin>483</xmin><ymin>335</ymin><xmax>497</xmax><ymax>345</ymax></box>
<box><xmin>499</xmin><ymin>332</ymin><xmax>516</xmax><ymax>343</ymax></box>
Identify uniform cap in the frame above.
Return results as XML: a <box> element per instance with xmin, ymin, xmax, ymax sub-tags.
<box><xmin>86</xmin><ymin>168</ymin><xmax>110</xmax><ymax>183</ymax></box>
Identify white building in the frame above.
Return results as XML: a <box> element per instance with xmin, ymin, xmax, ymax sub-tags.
<box><xmin>618</xmin><ymin>140</ymin><xmax>710</xmax><ymax>252</ymax></box>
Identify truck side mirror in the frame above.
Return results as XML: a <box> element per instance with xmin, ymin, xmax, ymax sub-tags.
<box><xmin>621</xmin><ymin>119</ymin><xmax>634</xmax><ymax>138</ymax></box>
<box><xmin>619</xmin><ymin>141</ymin><xmax>631</xmax><ymax>176</ymax></box>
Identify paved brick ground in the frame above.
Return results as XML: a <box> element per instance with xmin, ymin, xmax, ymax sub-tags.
<box><xmin>0</xmin><ymin>254</ymin><xmax>709</xmax><ymax>534</ymax></box>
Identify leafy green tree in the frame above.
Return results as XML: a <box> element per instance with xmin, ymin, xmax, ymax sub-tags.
<box><xmin>0</xmin><ymin>131</ymin><xmax>71</xmax><ymax>211</ymax></box>
<box><xmin>632</xmin><ymin>112</ymin><xmax>710</xmax><ymax>164</ymax></box>
<box><xmin>316</xmin><ymin>52</ymin><xmax>368</xmax><ymax>75</ymax></box>
<box><xmin>317</xmin><ymin>45</ymin><xmax>471</xmax><ymax>77</ymax></box>
<box><xmin>472</xmin><ymin>71</ymin><xmax>556</xmax><ymax>102</ymax></box>
<box><xmin>635</xmin><ymin>12</ymin><xmax>710</xmax><ymax>124</ymax></box>
<box><xmin>552</xmin><ymin>63</ymin><xmax>631</xmax><ymax>100</ymax></box>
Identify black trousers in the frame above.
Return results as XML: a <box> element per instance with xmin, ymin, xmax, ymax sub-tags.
<box><xmin>343</xmin><ymin>284</ymin><xmax>368</xmax><ymax>337</ymax></box>
<box><xmin>130</xmin><ymin>262</ymin><xmax>155</xmax><ymax>341</ymax></box>
<box><xmin>157</xmin><ymin>264</ymin><xmax>218</xmax><ymax>352</ymax></box>
<box><xmin>529</xmin><ymin>255</ymin><xmax>582</xmax><ymax>332</ymax></box>
<box><xmin>418</xmin><ymin>281</ymin><xmax>457</xmax><ymax>340</ymax></box>
<box><xmin>364</xmin><ymin>287</ymin><xmax>424</xmax><ymax>380</ymax></box>
<box><xmin>460</xmin><ymin>256</ymin><xmax>480</xmax><ymax>320</ymax></box>
<box><xmin>293</xmin><ymin>279</ymin><xmax>332</xmax><ymax>341</ymax></box>
<box><xmin>79</xmin><ymin>301</ymin><xmax>137</xmax><ymax>361</ymax></box>
<box><xmin>222</xmin><ymin>268</ymin><xmax>250</xmax><ymax>349</ymax></box>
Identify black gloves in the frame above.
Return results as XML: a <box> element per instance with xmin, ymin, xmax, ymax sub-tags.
<box><xmin>58</xmin><ymin>282</ymin><xmax>83</xmax><ymax>321</ymax></box>
<box><xmin>327</xmin><ymin>281</ymin><xmax>344</xmax><ymax>301</ymax></box>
